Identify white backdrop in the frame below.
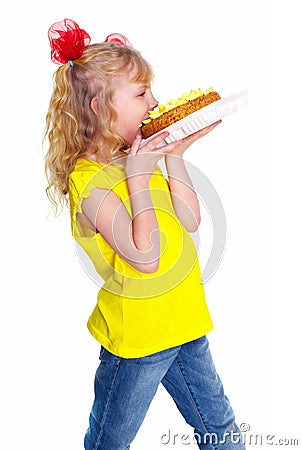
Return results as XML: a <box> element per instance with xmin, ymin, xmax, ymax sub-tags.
<box><xmin>1</xmin><ymin>0</ymin><xmax>300</xmax><ymax>449</ymax></box>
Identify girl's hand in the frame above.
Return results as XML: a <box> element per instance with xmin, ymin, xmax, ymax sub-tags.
<box><xmin>167</xmin><ymin>120</ymin><xmax>222</xmax><ymax>157</ymax></box>
<box><xmin>125</xmin><ymin>131</ymin><xmax>182</xmax><ymax>181</ymax></box>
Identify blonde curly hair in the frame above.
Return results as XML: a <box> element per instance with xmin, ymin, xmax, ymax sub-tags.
<box><xmin>44</xmin><ymin>42</ymin><xmax>154</xmax><ymax>213</ymax></box>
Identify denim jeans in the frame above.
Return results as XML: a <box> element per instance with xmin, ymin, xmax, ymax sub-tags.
<box><xmin>84</xmin><ymin>336</ymin><xmax>245</xmax><ymax>450</ymax></box>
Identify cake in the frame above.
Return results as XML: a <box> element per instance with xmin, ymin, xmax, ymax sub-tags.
<box><xmin>141</xmin><ymin>88</ymin><xmax>221</xmax><ymax>139</ymax></box>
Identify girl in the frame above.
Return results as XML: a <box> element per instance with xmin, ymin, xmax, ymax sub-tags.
<box><xmin>45</xmin><ymin>19</ymin><xmax>245</xmax><ymax>450</ymax></box>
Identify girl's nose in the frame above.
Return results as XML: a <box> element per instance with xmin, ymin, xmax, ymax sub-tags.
<box><xmin>149</xmin><ymin>94</ymin><xmax>158</xmax><ymax>111</ymax></box>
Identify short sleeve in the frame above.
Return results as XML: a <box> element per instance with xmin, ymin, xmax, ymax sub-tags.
<box><xmin>69</xmin><ymin>159</ymin><xmax>127</xmax><ymax>239</ymax></box>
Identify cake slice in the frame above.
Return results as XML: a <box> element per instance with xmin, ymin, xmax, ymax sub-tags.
<box><xmin>141</xmin><ymin>88</ymin><xmax>221</xmax><ymax>139</ymax></box>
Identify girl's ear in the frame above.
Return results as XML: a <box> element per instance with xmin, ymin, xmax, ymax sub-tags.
<box><xmin>90</xmin><ymin>97</ymin><xmax>99</xmax><ymax>115</ymax></box>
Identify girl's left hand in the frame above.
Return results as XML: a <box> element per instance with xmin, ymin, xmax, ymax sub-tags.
<box><xmin>168</xmin><ymin>120</ymin><xmax>222</xmax><ymax>157</ymax></box>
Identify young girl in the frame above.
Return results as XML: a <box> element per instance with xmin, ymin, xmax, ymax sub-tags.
<box><xmin>45</xmin><ymin>19</ymin><xmax>245</xmax><ymax>450</ymax></box>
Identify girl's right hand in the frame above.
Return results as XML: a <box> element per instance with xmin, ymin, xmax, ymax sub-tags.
<box><xmin>125</xmin><ymin>131</ymin><xmax>182</xmax><ymax>182</ymax></box>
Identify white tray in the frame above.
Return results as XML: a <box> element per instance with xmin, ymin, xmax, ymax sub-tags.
<box><xmin>141</xmin><ymin>89</ymin><xmax>248</xmax><ymax>147</ymax></box>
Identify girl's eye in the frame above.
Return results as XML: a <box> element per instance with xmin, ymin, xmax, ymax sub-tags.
<box><xmin>138</xmin><ymin>91</ymin><xmax>146</xmax><ymax>97</ymax></box>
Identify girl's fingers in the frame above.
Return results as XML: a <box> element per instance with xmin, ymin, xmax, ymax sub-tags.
<box><xmin>139</xmin><ymin>131</ymin><xmax>170</xmax><ymax>152</ymax></box>
<box><xmin>153</xmin><ymin>139</ymin><xmax>183</xmax><ymax>154</ymax></box>
<box><xmin>182</xmin><ymin>120</ymin><xmax>222</xmax><ymax>142</ymax></box>
<box><xmin>129</xmin><ymin>132</ymin><xmax>142</xmax><ymax>154</ymax></box>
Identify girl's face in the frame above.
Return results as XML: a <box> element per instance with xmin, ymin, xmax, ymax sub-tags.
<box><xmin>112</xmin><ymin>72</ymin><xmax>158</xmax><ymax>145</ymax></box>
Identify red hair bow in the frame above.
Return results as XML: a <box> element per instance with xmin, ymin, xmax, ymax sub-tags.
<box><xmin>48</xmin><ymin>18</ymin><xmax>91</xmax><ymax>65</ymax></box>
<box><xmin>48</xmin><ymin>19</ymin><xmax>133</xmax><ymax>65</ymax></box>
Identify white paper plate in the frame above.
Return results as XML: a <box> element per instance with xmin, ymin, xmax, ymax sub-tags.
<box><xmin>141</xmin><ymin>89</ymin><xmax>248</xmax><ymax>148</ymax></box>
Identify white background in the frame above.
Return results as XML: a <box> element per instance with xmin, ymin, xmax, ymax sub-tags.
<box><xmin>1</xmin><ymin>0</ymin><xmax>301</xmax><ymax>449</ymax></box>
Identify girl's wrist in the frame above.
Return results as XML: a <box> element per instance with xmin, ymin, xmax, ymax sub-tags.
<box><xmin>164</xmin><ymin>153</ymin><xmax>185</xmax><ymax>170</ymax></box>
<box><xmin>165</xmin><ymin>143</ymin><xmax>185</xmax><ymax>159</ymax></box>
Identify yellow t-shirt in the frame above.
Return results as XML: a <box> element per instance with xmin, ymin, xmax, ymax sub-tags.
<box><xmin>69</xmin><ymin>157</ymin><xmax>213</xmax><ymax>357</ymax></box>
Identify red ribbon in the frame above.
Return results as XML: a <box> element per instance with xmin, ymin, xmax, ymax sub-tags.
<box><xmin>48</xmin><ymin>18</ymin><xmax>91</xmax><ymax>65</ymax></box>
<box><xmin>48</xmin><ymin>19</ymin><xmax>132</xmax><ymax>65</ymax></box>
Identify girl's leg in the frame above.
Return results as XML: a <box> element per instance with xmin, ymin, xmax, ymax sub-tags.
<box><xmin>161</xmin><ymin>336</ymin><xmax>246</xmax><ymax>450</ymax></box>
<box><xmin>84</xmin><ymin>345</ymin><xmax>181</xmax><ymax>450</ymax></box>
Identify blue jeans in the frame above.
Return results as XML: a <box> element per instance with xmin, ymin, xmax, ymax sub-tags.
<box><xmin>84</xmin><ymin>336</ymin><xmax>245</xmax><ymax>450</ymax></box>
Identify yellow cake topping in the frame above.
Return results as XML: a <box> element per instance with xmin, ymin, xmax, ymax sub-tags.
<box><xmin>142</xmin><ymin>87</ymin><xmax>213</xmax><ymax>124</ymax></box>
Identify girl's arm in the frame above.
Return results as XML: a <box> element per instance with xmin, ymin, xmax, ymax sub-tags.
<box><xmin>80</xmin><ymin>183</ymin><xmax>160</xmax><ymax>274</ymax></box>
<box><xmin>80</xmin><ymin>132</ymin><xmax>182</xmax><ymax>274</ymax></box>
<box><xmin>165</xmin><ymin>121</ymin><xmax>222</xmax><ymax>232</ymax></box>
<box><xmin>165</xmin><ymin>154</ymin><xmax>200</xmax><ymax>232</ymax></box>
